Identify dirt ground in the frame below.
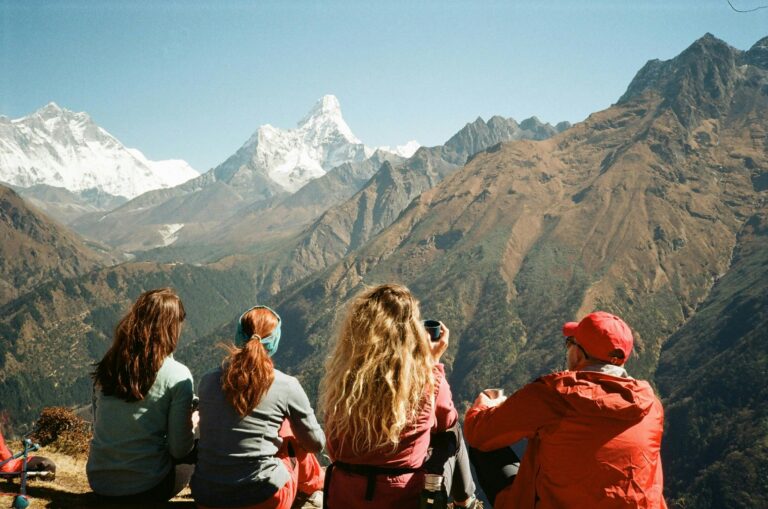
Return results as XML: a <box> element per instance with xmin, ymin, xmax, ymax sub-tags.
<box><xmin>0</xmin><ymin>449</ymin><xmax>328</xmax><ymax>509</ymax></box>
<box><xmin>1</xmin><ymin>449</ymin><xmax>195</xmax><ymax>509</ymax></box>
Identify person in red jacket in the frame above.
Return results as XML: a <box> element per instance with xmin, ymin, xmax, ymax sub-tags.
<box><xmin>465</xmin><ymin>311</ymin><xmax>667</xmax><ymax>509</ymax></box>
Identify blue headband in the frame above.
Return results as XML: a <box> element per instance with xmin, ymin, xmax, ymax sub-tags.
<box><xmin>234</xmin><ymin>305</ymin><xmax>282</xmax><ymax>357</ymax></box>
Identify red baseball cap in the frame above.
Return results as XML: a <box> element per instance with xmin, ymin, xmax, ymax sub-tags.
<box><xmin>562</xmin><ymin>311</ymin><xmax>633</xmax><ymax>364</ymax></box>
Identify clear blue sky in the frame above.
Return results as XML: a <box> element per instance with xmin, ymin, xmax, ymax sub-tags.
<box><xmin>1</xmin><ymin>0</ymin><xmax>766</xmax><ymax>171</ymax></box>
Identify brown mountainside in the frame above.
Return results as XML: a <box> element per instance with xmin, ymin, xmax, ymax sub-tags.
<box><xmin>0</xmin><ymin>185</ymin><xmax>106</xmax><ymax>306</ymax></box>
<box><xmin>246</xmin><ymin>116</ymin><xmax>569</xmax><ymax>296</ymax></box>
<box><xmin>71</xmin><ymin>171</ymin><xmax>281</xmax><ymax>254</ymax></box>
<box><xmin>269</xmin><ymin>34</ymin><xmax>767</xmax><ymax>404</ymax></box>
<box><xmin>655</xmin><ymin>210</ymin><xmax>768</xmax><ymax>507</ymax></box>
<box><xmin>0</xmin><ymin>261</ymin><xmax>256</xmax><ymax>428</ymax></box>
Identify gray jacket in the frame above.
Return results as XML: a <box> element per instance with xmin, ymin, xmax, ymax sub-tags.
<box><xmin>191</xmin><ymin>367</ymin><xmax>324</xmax><ymax>506</ymax></box>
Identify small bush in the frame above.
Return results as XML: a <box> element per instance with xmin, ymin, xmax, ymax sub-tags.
<box><xmin>30</xmin><ymin>407</ymin><xmax>91</xmax><ymax>457</ymax></box>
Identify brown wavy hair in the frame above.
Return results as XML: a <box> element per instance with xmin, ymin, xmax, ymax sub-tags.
<box><xmin>221</xmin><ymin>307</ymin><xmax>278</xmax><ymax>417</ymax></box>
<box><xmin>320</xmin><ymin>283</ymin><xmax>434</xmax><ymax>455</ymax></box>
<box><xmin>93</xmin><ymin>288</ymin><xmax>186</xmax><ymax>402</ymax></box>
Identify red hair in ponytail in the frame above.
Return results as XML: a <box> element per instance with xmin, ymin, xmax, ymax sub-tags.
<box><xmin>221</xmin><ymin>308</ymin><xmax>278</xmax><ymax>417</ymax></box>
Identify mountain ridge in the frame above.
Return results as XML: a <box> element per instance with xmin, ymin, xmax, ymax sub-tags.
<box><xmin>260</xmin><ymin>33</ymin><xmax>766</xmax><ymax>409</ymax></box>
<box><xmin>0</xmin><ymin>32</ymin><xmax>766</xmax><ymax>506</ymax></box>
<box><xmin>0</xmin><ymin>103</ymin><xmax>198</xmax><ymax>200</ymax></box>
<box><xmin>211</xmin><ymin>94</ymin><xmax>418</xmax><ymax>194</ymax></box>
<box><xmin>70</xmin><ymin>96</ymin><xmax>419</xmax><ymax>253</ymax></box>
<box><xmin>0</xmin><ymin>184</ymin><xmax>106</xmax><ymax>307</ymax></box>
<box><xmin>71</xmin><ymin>112</ymin><xmax>566</xmax><ymax>258</ymax></box>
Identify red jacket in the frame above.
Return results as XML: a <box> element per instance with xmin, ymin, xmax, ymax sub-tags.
<box><xmin>326</xmin><ymin>363</ymin><xmax>457</xmax><ymax>508</ymax></box>
<box><xmin>465</xmin><ymin>369</ymin><xmax>667</xmax><ymax>509</ymax></box>
<box><xmin>0</xmin><ymin>431</ymin><xmax>25</xmax><ymax>473</ymax></box>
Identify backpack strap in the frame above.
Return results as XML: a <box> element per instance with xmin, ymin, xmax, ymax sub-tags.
<box><xmin>331</xmin><ymin>461</ymin><xmax>419</xmax><ymax>501</ymax></box>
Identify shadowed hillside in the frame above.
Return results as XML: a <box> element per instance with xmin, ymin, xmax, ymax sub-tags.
<box><xmin>265</xmin><ymin>34</ymin><xmax>767</xmax><ymax>410</ymax></box>
<box><xmin>0</xmin><ymin>185</ymin><xmax>107</xmax><ymax>307</ymax></box>
<box><xmin>656</xmin><ymin>210</ymin><xmax>768</xmax><ymax>508</ymax></box>
<box><xmin>16</xmin><ymin>184</ymin><xmax>127</xmax><ymax>226</ymax></box>
<box><xmin>0</xmin><ymin>262</ymin><xmax>255</xmax><ymax>429</ymax></box>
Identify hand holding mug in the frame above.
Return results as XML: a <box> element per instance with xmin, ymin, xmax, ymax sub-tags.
<box><xmin>428</xmin><ymin>322</ymin><xmax>449</xmax><ymax>361</ymax></box>
<box><xmin>474</xmin><ymin>388</ymin><xmax>506</xmax><ymax>408</ymax></box>
<box><xmin>423</xmin><ymin>320</ymin><xmax>442</xmax><ymax>341</ymax></box>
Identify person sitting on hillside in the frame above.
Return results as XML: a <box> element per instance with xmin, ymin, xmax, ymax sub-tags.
<box><xmin>320</xmin><ymin>283</ymin><xmax>482</xmax><ymax>508</ymax></box>
<box><xmin>87</xmin><ymin>288</ymin><xmax>196</xmax><ymax>503</ymax></box>
<box><xmin>191</xmin><ymin>305</ymin><xmax>325</xmax><ymax>509</ymax></box>
<box><xmin>465</xmin><ymin>311</ymin><xmax>668</xmax><ymax>509</ymax></box>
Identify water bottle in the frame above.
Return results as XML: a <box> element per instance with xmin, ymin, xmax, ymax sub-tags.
<box><xmin>419</xmin><ymin>473</ymin><xmax>448</xmax><ymax>509</ymax></box>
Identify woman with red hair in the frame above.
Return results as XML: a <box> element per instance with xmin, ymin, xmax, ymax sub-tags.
<box><xmin>191</xmin><ymin>305</ymin><xmax>325</xmax><ymax>509</ymax></box>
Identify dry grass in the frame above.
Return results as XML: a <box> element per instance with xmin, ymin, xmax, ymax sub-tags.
<box><xmin>0</xmin><ymin>449</ymin><xmax>195</xmax><ymax>508</ymax></box>
<box><xmin>3</xmin><ymin>408</ymin><xmax>318</xmax><ymax>508</ymax></box>
<box><xmin>30</xmin><ymin>408</ymin><xmax>91</xmax><ymax>458</ymax></box>
<box><xmin>0</xmin><ymin>407</ymin><xmax>194</xmax><ymax>508</ymax></box>
<box><xmin>2</xmin><ymin>448</ymin><xmax>318</xmax><ymax>509</ymax></box>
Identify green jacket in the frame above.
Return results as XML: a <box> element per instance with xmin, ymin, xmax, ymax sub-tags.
<box><xmin>86</xmin><ymin>355</ymin><xmax>195</xmax><ymax>496</ymax></box>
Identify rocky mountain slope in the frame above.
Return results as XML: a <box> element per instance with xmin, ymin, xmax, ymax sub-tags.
<box><xmin>0</xmin><ymin>103</ymin><xmax>198</xmax><ymax>201</ymax></box>
<box><xmin>260</xmin><ymin>34</ymin><xmax>766</xmax><ymax>411</ymax></box>
<box><xmin>656</xmin><ymin>210</ymin><xmax>768</xmax><ymax>508</ymax></box>
<box><xmin>0</xmin><ymin>261</ymin><xmax>255</xmax><ymax>429</ymax></box>
<box><xmin>200</xmin><ymin>114</ymin><xmax>570</xmax><ymax>298</ymax></box>
<box><xmin>286</xmin><ymin>115</ymin><xmax>570</xmax><ymax>282</ymax></box>
<box><xmin>70</xmin><ymin>96</ymin><xmax>415</xmax><ymax>253</ymax></box>
<box><xmin>0</xmin><ymin>184</ymin><xmax>105</xmax><ymax>306</ymax></box>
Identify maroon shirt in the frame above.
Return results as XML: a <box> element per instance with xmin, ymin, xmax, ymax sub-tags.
<box><xmin>326</xmin><ymin>363</ymin><xmax>457</xmax><ymax>508</ymax></box>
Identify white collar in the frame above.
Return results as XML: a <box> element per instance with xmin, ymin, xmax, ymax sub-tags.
<box><xmin>581</xmin><ymin>363</ymin><xmax>631</xmax><ymax>379</ymax></box>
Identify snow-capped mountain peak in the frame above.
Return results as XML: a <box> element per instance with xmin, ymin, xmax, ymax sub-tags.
<box><xmin>222</xmin><ymin>95</ymin><xmax>369</xmax><ymax>193</ymax></box>
<box><xmin>374</xmin><ymin>140</ymin><xmax>421</xmax><ymax>158</ymax></box>
<box><xmin>297</xmin><ymin>94</ymin><xmax>361</xmax><ymax>144</ymax></box>
<box><xmin>298</xmin><ymin>94</ymin><xmax>342</xmax><ymax>125</ymax></box>
<box><xmin>37</xmin><ymin>102</ymin><xmax>64</xmax><ymax>117</ymax></box>
<box><xmin>0</xmin><ymin>104</ymin><xmax>198</xmax><ymax>199</ymax></box>
<box><xmin>219</xmin><ymin>95</ymin><xmax>422</xmax><ymax>193</ymax></box>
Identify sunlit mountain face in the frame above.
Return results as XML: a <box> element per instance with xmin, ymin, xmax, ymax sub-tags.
<box><xmin>0</xmin><ymin>33</ymin><xmax>766</xmax><ymax>509</ymax></box>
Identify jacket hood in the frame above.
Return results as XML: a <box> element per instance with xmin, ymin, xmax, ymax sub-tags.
<box><xmin>545</xmin><ymin>370</ymin><xmax>658</xmax><ymax>421</ymax></box>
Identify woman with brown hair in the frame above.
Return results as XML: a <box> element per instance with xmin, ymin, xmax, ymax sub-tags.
<box><xmin>191</xmin><ymin>305</ymin><xmax>325</xmax><ymax>509</ymax></box>
<box><xmin>320</xmin><ymin>283</ymin><xmax>481</xmax><ymax>508</ymax></box>
<box><xmin>87</xmin><ymin>287</ymin><xmax>196</xmax><ymax>502</ymax></box>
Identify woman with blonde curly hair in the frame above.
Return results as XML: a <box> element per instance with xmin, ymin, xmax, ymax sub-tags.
<box><xmin>320</xmin><ymin>283</ymin><xmax>480</xmax><ymax>508</ymax></box>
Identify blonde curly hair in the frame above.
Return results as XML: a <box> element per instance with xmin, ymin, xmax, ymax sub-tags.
<box><xmin>320</xmin><ymin>283</ymin><xmax>435</xmax><ymax>455</ymax></box>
